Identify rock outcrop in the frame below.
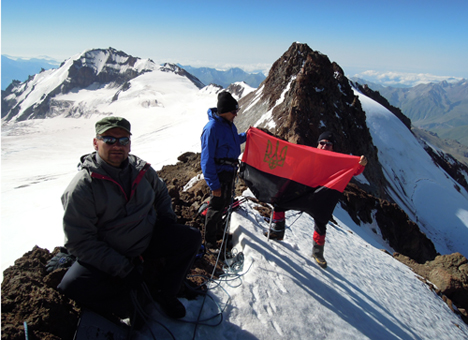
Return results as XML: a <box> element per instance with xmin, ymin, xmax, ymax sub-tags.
<box><xmin>341</xmin><ymin>183</ymin><xmax>438</xmax><ymax>264</ymax></box>
<box><xmin>395</xmin><ymin>252</ymin><xmax>468</xmax><ymax>324</ymax></box>
<box><xmin>1</xmin><ymin>246</ymin><xmax>80</xmax><ymax>340</ymax></box>
<box><xmin>236</xmin><ymin>42</ymin><xmax>387</xmax><ymax>200</ymax></box>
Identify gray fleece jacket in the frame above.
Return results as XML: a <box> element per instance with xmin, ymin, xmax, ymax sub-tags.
<box><xmin>61</xmin><ymin>152</ymin><xmax>176</xmax><ymax>278</ymax></box>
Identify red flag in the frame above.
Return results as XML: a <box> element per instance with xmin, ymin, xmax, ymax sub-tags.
<box><xmin>240</xmin><ymin>127</ymin><xmax>363</xmax><ymax>223</ymax></box>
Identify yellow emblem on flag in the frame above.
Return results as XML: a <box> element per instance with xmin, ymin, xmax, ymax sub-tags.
<box><xmin>264</xmin><ymin>140</ymin><xmax>288</xmax><ymax>169</ymax></box>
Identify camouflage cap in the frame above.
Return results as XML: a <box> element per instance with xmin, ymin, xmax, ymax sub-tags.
<box><xmin>95</xmin><ymin>117</ymin><xmax>132</xmax><ymax>135</ymax></box>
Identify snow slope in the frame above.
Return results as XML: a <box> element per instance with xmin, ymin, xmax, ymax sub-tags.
<box><xmin>1</xmin><ymin>70</ymin><xmax>468</xmax><ymax>339</ymax></box>
<box><xmin>355</xmin><ymin>89</ymin><xmax>468</xmax><ymax>258</ymax></box>
<box><xmin>128</xmin><ymin>201</ymin><xmax>468</xmax><ymax>339</ymax></box>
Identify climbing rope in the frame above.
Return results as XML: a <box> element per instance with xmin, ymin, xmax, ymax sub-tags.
<box><xmin>128</xmin><ymin>166</ymin><xmax>254</xmax><ymax>340</ymax></box>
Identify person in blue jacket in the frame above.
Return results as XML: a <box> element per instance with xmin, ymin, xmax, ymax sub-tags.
<box><xmin>201</xmin><ymin>92</ymin><xmax>246</xmax><ymax>249</ymax></box>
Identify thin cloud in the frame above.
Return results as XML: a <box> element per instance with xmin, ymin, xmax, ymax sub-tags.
<box><xmin>353</xmin><ymin>70</ymin><xmax>463</xmax><ymax>87</ymax></box>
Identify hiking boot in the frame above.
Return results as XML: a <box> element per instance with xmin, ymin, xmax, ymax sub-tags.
<box><xmin>312</xmin><ymin>243</ymin><xmax>327</xmax><ymax>269</ymax></box>
<box><xmin>264</xmin><ymin>229</ymin><xmax>285</xmax><ymax>240</ymax></box>
<box><xmin>153</xmin><ymin>292</ymin><xmax>186</xmax><ymax>319</ymax></box>
<box><xmin>264</xmin><ymin>219</ymin><xmax>285</xmax><ymax>240</ymax></box>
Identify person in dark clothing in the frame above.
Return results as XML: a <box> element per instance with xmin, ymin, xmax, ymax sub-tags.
<box><xmin>201</xmin><ymin>92</ymin><xmax>246</xmax><ymax>249</ymax></box>
<box><xmin>58</xmin><ymin>116</ymin><xmax>202</xmax><ymax>322</ymax></box>
<box><xmin>266</xmin><ymin>131</ymin><xmax>367</xmax><ymax>268</ymax></box>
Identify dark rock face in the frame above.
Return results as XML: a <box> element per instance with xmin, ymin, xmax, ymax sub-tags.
<box><xmin>158</xmin><ymin>152</ymin><xmax>210</xmax><ymax>231</ymax></box>
<box><xmin>341</xmin><ymin>183</ymin><xmax>438</xmax><ymax>264</ymax></box>
<box><xmin>61</xmin><ymin>48</ymin><xmax>142</xmax><ymax>93</ymax></box>
<box><xmin>375</xmin><ymin>199</ymin><xmax>438</xmax><ymax>263</ymax></box>
<box><xmin>421</xmin><ymin>141</ymin><xmax>468</xmax><ymax>193</ymax></box>
<box><xmin>234</xmin><ymin>43</ymin><xmax>443</xmax><ymax>265</ymax></box>
<box><xmin>237</xmin><ymin>42</ymin><xmax>387</xmax><ymax>199</ymax></box>
<box><xmin>395</xmin><ymin>252</ymin><xmax>468</xmax><ymax>324</ymax></box>
<box><xmin>1</xmin><ymin>81</ymin><xmax>22</xmax><ymax>118</ymax></box>
<box><xmin>1</xmin><ymin>246</ymin><xmax>80</xmax><ymax>340</ymax></box>
<box><xmin>226</xmin><ymin>82</ymin><xmax>252</xmax><ymax>99</ymax></box>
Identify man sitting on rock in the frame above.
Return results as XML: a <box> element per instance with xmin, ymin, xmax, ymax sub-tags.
<box><xmin>57</xmin><ymin>117</ymin><xmax>201</xmax><ymax>324</ymax></box>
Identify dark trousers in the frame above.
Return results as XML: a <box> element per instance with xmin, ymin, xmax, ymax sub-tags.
<box><xmin>58</xmin><ymin>224</ymin><xmax>201</xmax><ymax>317</ymax></box>
<box><xmin>314</xmin><ymin>220</ymin><xmax>327</xmax><ymax>235</ymax></box>
<box><xmin>205</xmin><ymin>171</ymin><xmax>235</xmax><ymax>244</ymax></box>
<box><xmin>274</xmin><ymin>207</ymin><xmax>327</xmax><ymax>235</ymax></box>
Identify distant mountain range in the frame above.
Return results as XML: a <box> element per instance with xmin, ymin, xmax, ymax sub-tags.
<box><xmin>1</xmin><ymin>54</ymin><xmax>266</xmax><ymax>91</ymax></box>
<box><xmin>352</xmin><ymin>77</ymin><xmax>468</xmax><ymax>147</ymax></box>
<box><xmin>3</xmin><ymin>53</ymin><xmax>466</xmax><ymax>150</ymax></box>
<box><xmin>178</xmin><ymin>65</ymin><xmax>266</xmax><ymax>88</ymax></box>
<box><xmin>1</xmin><ymin>55</ymin><xmax>60</xmax><ymax>90</ymax></box>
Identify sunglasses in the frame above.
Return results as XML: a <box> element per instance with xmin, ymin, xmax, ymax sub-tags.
<box><xmin>97</xmin><ymin>135</ymin><xmax>130</xmax><ymax>146</ymax></box>
<box><xmin>319</xmin><ymin>141</ymin><xmax>333</xmax><ymax>146</ymax></box>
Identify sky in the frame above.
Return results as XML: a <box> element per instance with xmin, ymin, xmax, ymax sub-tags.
<box><xmin>2</xmin><ymin>0</ymin><xmax>468</xmax><ymax>82</ymax></box>
<box><xmin>2</xmin><ymin>63</ymin><xmax>468</xmax><ymax>338</ymax></box>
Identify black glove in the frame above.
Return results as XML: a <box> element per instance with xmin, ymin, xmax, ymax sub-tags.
<box><xmin>46</xmin><ymin>248</ymin><xmax>76</xmax><ymax>273</ymax></box>
<box><xmin>125</xmin><ymin>265</ymin><xmax>144</xmax><ymax>290</ymax></box>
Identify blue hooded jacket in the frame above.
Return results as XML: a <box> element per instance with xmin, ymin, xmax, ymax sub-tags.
<box><xmin>201</xmin><ymin>108</ymin><xmax>246</xmax><ymax>191</ymax></box>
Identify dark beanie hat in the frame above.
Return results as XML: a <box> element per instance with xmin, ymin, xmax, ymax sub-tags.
<box><xmin>217</xmin><ymin>92</ymin><xmax>239</xmax><ymax>114</ymax></box>
<box><xmin>318</xmin><ymin>131</ymin><xmax>335</xmax><ymax>144</ymax></box>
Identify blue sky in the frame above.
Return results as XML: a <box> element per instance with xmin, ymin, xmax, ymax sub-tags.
<box><xmin>2</xmin><ymin>0</ymin><xmax>468</xmax><ymax>79</ymax></box>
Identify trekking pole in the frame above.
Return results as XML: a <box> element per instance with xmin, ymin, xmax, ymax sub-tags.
<box><xmin>23</xmin><ymin>321</ymin><xmax>29</xmax><ymax>340</ymax></box>
<box><xmin>267</xmin><ymin>206</ymin><xmax>274</xmax><ymax>242</ymax></box>
<box><xmin>223</xmin><ymin>165</ymin><xmax>239</xmax><ymax>264</ymax></box>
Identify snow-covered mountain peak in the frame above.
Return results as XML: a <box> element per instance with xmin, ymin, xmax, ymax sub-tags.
<box><xmin>1</xmin><ymin>48</ymin><xmax>206</xmax><ymax>122</ymax></box>
<box><xmin>71</xmin><ymin>47</ymin><xmax>154</xmax><ymax>75</ymax></box>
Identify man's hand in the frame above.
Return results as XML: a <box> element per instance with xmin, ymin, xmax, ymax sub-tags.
<box><xmin>212</xmin><ymin>189</ymin><xmax>222</xmax><ymax>197</ymax></box>
<box><xmin>359</xmin><ymin>155</ymin><xmax>368</xmax><ymax>167</ymax></box>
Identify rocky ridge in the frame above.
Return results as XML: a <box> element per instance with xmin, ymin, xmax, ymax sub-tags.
<box><xmin>236</xmin><ymin>43</ymin><xmax>386</xmax><ymax>199</ymax></box>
